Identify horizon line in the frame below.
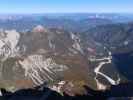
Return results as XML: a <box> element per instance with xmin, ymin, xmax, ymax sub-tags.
<box><xmin>0</xmin><ymin>12</ymin><xmax>133</xmax><ymax>15</ymax></box>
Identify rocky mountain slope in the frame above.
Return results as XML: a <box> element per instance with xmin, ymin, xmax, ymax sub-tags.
<box><xmin>0</xmin><ymin>25</ymin><xmax>97</xmax><ymax>92</ymax></box>
<box><xmin>0</xmin><ymin>14</ymin><xmax>133</xmax><ymax>97</ymax></box>
<box><xmin>82</xmin><ymin>22</ymin><xmax>133</xmax><ymax>88</ymax></box>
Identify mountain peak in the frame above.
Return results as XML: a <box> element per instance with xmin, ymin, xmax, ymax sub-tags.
<box><xmin>33</xmin><ymin>25</ymin><xmax>47</xmax><ymax>33</ymax></box>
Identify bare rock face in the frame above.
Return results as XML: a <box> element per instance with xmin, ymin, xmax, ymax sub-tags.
<box><xmin>0</xmin><ymin>30</ymin><xmax>20</xmax><ymax>60</ymax></box>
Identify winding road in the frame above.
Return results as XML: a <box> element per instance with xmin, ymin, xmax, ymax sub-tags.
<box><xmin>90</xmin><ymin>51</ymin><xmax>120</xmax><ymax>90</ymax></box>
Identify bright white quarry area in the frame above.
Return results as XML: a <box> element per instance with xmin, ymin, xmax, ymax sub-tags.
<box><xmin>0</xmin><ymin>30</ymin><xmax>20</xmax><ymax>59</ymax></box>
<box><xmin>19</xmin><ymin>55</ymin><xmax>68</xmax><ymax>85</ymax></box>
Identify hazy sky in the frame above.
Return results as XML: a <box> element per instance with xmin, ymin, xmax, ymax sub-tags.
<box><xmin>0</xmin><ymin>0</ymin><xmax>133</xmax><ymax>13</ymax></box>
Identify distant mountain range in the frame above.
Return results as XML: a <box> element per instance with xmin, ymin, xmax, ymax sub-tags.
<box><xmin>0</xmin><ymin>13</ymin><xmax>133</xmax><ymax>32</ymax></box>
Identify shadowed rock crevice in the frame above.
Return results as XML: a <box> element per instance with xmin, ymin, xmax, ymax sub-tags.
<box><xmin>0</xmin><ymin>82</ymin><xmax>133</xmax><ymax>100</ymax></box>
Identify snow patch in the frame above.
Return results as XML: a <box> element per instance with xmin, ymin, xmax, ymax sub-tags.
<box><xmin>124</xmin><ymin>40</ymin><xmax>129</xmax><ymax>46</ymax></box>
